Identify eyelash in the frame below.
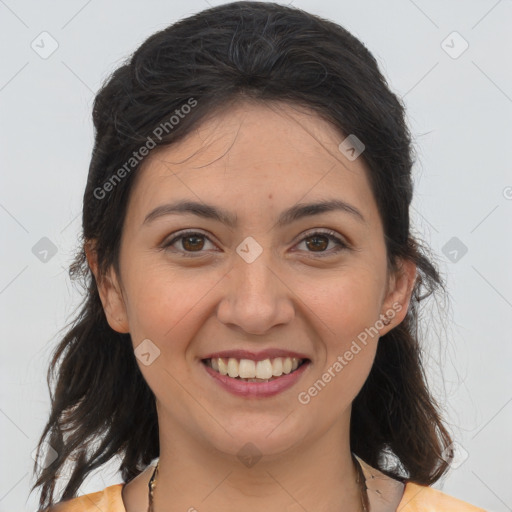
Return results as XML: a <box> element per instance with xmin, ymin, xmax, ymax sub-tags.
<box><xmin>161</xmin><ymin>229</ymin><xmax>349</xmax><ymax>258</ymax></box>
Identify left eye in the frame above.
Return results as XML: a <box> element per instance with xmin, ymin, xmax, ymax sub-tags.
<box><xmin>162</xmin><ymin>230</ymin><xmax>348</xmax><ymax>257</ymax></box>
<box><xmin>294</xmin><ymin>230</ymin><xmax>348</xmax><ymax>256</ymax></box>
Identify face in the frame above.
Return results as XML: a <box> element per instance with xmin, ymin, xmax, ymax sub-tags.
<box><xmin>91</xmin><ymin>100</ymin><xmax>415</xmax><ymax>461</ymax></box>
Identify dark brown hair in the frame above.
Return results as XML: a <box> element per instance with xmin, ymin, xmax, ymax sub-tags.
<box><xmin>32</xmin><ymin>2</ymin><xmax>452</xmax><ymax>509</ymax></box>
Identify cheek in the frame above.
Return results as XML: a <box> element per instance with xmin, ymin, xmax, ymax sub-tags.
<box><xmin>297</xmin><ymin>266</ymin><xmax>384</xmax><ymax>398</ymax></box>
<box><xmin>302</xmin><ymin>267</ymin><xmax>386</xmax><ymax>340</ymax></box>
<box><xmin>122</xmin><ymin>259</ymin><xmax>217</xmax><ymax>348</ymax></box>
<box><xmin>122</xmin><ymin>264</ymin><xmax>212</xmax><ymax>394</ymax></box>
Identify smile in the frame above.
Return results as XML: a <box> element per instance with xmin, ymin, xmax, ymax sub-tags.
<box><xmin>201</xmin><ymin>356</ymin><xmax>311</xmax><ymax>397</ymax></box>
<box><xmin>203</xmin><ymin>356</ymin><xmax>306</xmax><ymax>382</ymax></box>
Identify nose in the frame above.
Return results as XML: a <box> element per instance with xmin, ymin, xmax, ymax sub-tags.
<box><xmin>216</xmin><ymin>249</ymin><xmax>295</xmax><ymax>336</ymax></box>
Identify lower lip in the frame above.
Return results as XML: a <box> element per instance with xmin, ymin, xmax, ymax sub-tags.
<box><xmin>202</xmin><ymin>360</ymin><xmax>310</xmax><ymax>398</ymax></box>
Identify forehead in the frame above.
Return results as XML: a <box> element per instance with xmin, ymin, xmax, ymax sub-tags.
<box><xmin>125</xmin><ymin>100</ymin><xmax>379</xmax><ymax>228</ymax></box>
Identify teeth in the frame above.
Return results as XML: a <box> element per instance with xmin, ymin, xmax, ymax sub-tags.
<box><xmin>272</xmin><ymin>357</ymin><xmax>283</xmax><ymax>376</ymax></box>
<box><xmin>256</xmin><ymin>359</ymin><xmax>273</xmax><ymax>379</ymax></box>
<box><xmin>227</xmin><ymin>358</ymin><xmax>238</xmax><ymax>378</ymax></box>
<box><xmin>218</xmin><ymin>357</ymin><xmax>228</xmax><ymax>375</ymax></box>
<box><xmin>239</xmin><ymin>359</ymin><xmax>256</xmax><ymax>378</ymax></box>
<box><xmin>206</xmin><ymin>356</ymin><xmax>303</xmax><ymax>379</ymax></box>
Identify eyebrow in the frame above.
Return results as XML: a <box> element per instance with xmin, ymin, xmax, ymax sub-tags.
<box><xmin>142</xmin><ymin>199</ymin><xmax>365</xmax><ymax>228</ymax></box>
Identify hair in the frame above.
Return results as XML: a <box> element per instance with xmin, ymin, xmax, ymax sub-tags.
<box><xmin>32</xmin><ymin>1</ymin><xmax>453</xmax><ymax>509</ymax></box>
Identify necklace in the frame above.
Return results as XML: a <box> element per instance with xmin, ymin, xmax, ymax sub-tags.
<box><xmin>147</xmin><ymin>454</ymin><xmax>369</xmax><ymax>511</ymax></box>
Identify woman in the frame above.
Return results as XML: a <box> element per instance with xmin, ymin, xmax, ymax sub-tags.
<box><xmin>32</xmin><ymin>2</ymin><xmax>485</xmax><ymax>511</ymax></box>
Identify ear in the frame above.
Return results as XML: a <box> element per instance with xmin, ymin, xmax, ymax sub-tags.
<box><xmin>378</xmin><ymin>258</ymin><xmax>417</xmax><ymax>336</ymax></box>
<box><xmin>85</xmin><ymin>240</ymin><xmax>130</xmax><ymax>334</ymax></box>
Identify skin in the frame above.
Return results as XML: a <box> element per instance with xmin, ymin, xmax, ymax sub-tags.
<box><xmin>87</xmin><ymin>100</ymin><xmax>416</xmax><ymax>512</ymax></box>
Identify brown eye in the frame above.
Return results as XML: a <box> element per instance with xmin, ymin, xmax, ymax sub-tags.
<box><xmin>181</xmin><ymin>234</ymin><xmax>206</xmax><ymax>252</ymax></box>
<box><xmin>162</xmin><ymin>229</ymin><xmax>348</xmax><ymax>258</ymax></box>
<box><xmin>304</xmin><ymin>234</ymin><xmax>329</xmax><ymax>252</ymax></box>
<box><xmin>162</xmin><ymin>230</ymin><xmax>216</xmax><ymax>257</ymax></box>
<box><xmin>295</xmin><ymin>230</ymin><xmax>348</xmax><ymax>257</ymax></box>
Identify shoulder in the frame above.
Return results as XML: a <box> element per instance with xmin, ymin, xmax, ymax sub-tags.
<box><xmin>398</xmin><ymin>482</ymin><xmax>487</xmax><ymax>511</ymax></box>
<box><xmin>356</xmin><ymin>456</ymin><xmax>486</xmax><ymax>511</ymax></box>
<box><xmin>42</xmin><ymin>484</ymin><xmax>126</xmax><ymax>512</ymax></box>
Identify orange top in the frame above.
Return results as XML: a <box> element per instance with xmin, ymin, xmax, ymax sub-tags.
<box><xmin>46</xmin><ymin>480</ymin><xmax>486</xmax><ymax>511</ymax></box>
<box><xmin>45</xmin><ymin>458</ymin><xmax>487</xmax><ymax>511</ymax></box>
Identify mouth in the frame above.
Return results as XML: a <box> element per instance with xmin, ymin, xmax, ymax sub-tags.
<box><xmin>202</xmin><ymin>356</ymin><xmax>309</xmax><ymax>382</ymax></box>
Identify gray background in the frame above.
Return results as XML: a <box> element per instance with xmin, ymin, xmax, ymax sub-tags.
<box><xmin>1</xmin><ymin>1</ymin><xmax>511</xmax><ymax>510</ymax></box>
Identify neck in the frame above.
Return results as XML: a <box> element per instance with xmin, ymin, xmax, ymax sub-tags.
<box><xmin>150</xmin><ymin>411</ymin><xmax>364</xmax><ymax>512</ymax></box>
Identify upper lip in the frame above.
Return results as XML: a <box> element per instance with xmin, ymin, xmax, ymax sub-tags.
<box><xmin>202</xmin><ymin>349</ymin><xmax>310</xmax><ymax>362</ymax></box>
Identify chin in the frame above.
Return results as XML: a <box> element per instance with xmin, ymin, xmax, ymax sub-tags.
<box><xmin>205</xmin><ymin>412</ymin><xmax>310</xmax><ymax>462</ymax></box>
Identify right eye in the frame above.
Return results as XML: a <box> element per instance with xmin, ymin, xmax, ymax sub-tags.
<box><xmin>162</xmin><ymin>230</ymin><xmax>218</xmax><ymax>257</ymax></box>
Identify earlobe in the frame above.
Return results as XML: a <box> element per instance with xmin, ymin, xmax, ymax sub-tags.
<box><xmin>379</xmin><ymin>259</ymin><xmax>417</xmax><ymax>336</ymax></box>
<box><xmin>84</xmin><ymin>241</ymin><xmax>130</xmax><ymax>334</ymax></box>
